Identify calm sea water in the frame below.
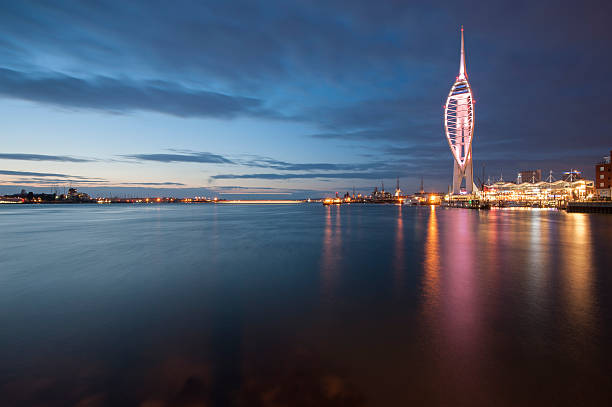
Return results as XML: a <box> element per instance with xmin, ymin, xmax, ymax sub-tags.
<box><xmin>1</xmin><ymin>204</ymin><xmax>611</xmax><ymax>406</ymax></box>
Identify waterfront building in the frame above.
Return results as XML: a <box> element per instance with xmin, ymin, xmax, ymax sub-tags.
<box><xmin>482</xmin><ymin>178</ymin><xmax>594</xmax><ymax>205</ymax></box>
<box><xmin>563</xmin><ymin>169</ymin><xmax>583</xmax><ymax>181</ymax></box>
<box><xmin>595</xmin><ymin>150</ymin><xmax>612</xmax><ymax>199</ymax></box>
<box><xmin>65</xmin><ymin>187</ymin><xmax>92</xmax><ymax>202</ymax></box>
<box><xmin>444</xmin><ymin>26</ymin><xmax>476</xmax><ymax>194</ymax></box>
<box><xmin>518</xmin><ymin>169</ymin><xmax>542</xmax><ymax>183</ymax></box>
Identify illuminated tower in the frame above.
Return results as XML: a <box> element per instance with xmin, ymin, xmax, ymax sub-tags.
<box><xmin>444</xmin><ymin>26</ymin><xmax>476</xmax><ymax>194</ymax></box>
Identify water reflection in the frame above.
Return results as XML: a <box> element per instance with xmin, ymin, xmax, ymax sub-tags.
<box><xmin>320</xmin><ymin>206</ymin><xmax>342</xmax><ymax>298</ymax></box>
<box><xmin>2</xmin><ymin>205</ymin><xmax>611</xmax><ymax>406</ymax></box>
<box><xmin>561</xmin><ymin>214</ymin><xmax>596</xmax><ymax>340</ymax></box>
<box><xmin>437</xmin><ymin>210</ymin><xmax>482</xmax><ymax>394</ymax></box>
<box><xmin>525</xmin><ymin>212</ymin><xmax>551</xmax><ymax>314</ymax></box>
<box><xmin>445</xmin><ymin>210</ymin><xmax>479</xmax><ymax>343</ymax></box>
<box><xmin>422</xmin><ymin>206</ymin><xmax>440</xmax><ymax>311</ymax></box>
<box><xmin>393</xmin><ymin>205</ymin><xmax>404</xmax><ymax>291</ymax></box>
<box><xmin>482</xmin><ymin>209</ymin><xmax>501</xmax><ymax>280</ymax></box>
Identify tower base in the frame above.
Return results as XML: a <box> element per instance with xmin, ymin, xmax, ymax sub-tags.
<box><xmin>452</xmin><ymin>155</ymin><xmax>477</xmax><ymax>194</ymax></box>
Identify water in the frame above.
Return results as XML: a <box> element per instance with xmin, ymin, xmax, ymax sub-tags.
<box><xmin>1</xmin><ymin>204</ymin><xmax>611</xmax><ymax>406</ymax></box>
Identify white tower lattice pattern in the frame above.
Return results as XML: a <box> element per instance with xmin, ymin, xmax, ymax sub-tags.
<box><xmin>444</xmin><ymin>26</ymin><xmax>476</xmax><ymax>194</ymax></box>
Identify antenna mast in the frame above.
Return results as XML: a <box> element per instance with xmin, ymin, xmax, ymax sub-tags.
<box><xmin>458</xmin><ymin>25</ymin><xmax>467</xmax><ymax>80</ymax></box>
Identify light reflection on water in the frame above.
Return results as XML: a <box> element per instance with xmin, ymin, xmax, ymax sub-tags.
<box><xmin>393</xmin><ymin>205</ymin><xmax>405</xmax><ymax>292</ymax></box>
<box><xmin>320</xmin><ymin>205</ymin><xmax>342</xmax><ymax>300</ymax></box>
<box><xmin>526</xmin><ymin>212</ymin><xmax>549</xmax><ymax>313</ymax></box>
<box><xmin>561</xmin><ymin>214</ymin><xmax>597</xmax><ymax>349</ymax></box>
<box><xmin>422</xmin><ymin>206</ymin><xmax>440</xmax><ymax>312</ymax></box>
<box><xmin>0</xmin><ymin>204</ymin><xmax>611</xmax><ymax>406</ymax></box>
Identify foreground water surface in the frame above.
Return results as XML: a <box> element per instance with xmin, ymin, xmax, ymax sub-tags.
<box><xmin>1</xmin><ymin>204</ymin><xmax>611</xmax><ymax>406</ymax></box>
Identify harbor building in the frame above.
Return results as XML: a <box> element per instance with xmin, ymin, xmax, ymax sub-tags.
<box><xmin>445</xmin><ymin>166</ymin><xmax>596</xmax><ymax>207</ymax></box>
<box><xmin>518</xmin><ymin>169</ymin><xmax>542</xmax><ymax>183</ymax></box>
<box><xmin>595</xmin><ymin>150</ymin><xmax>612</xmax><ymax>199</ymax></box>
<box><xmin>482</xmin><ymin>178</ymin><xmax>594</xmax><ymax>206</ymax></box>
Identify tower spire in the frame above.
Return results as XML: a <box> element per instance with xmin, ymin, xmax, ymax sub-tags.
<box><xmin>458</xmin><ymin>25</ymin><xmax>467</xmax><ymax>80</ymax></box>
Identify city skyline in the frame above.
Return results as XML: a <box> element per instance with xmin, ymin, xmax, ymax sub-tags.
<box><xmin>1</xmin><ymin>1</ymin><xmax>611</xmax><ymax>198</ymax></box>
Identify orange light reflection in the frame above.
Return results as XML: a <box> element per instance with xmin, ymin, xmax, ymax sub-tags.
<box><xmin>422</xmin><ymin>206</ymin><xmax>440</xmax><ymax>310</ymax></box>
<box><xmin>320</xmin><ymin>206</ymin><xmax>342</xmax><ymax>300</ymax></box>
<box><xmin>393</xmin><ymin>205</ymin><xmax>404</xmax><ymax>291</ymax></box>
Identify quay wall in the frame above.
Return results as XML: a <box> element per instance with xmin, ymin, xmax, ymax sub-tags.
<box><xmin>567</xmin><ymin>201</ymin><xmax>612</xmax><ymax>214</ymax></box>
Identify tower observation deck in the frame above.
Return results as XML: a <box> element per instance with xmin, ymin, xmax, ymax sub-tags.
<box><xmin>444</xmin><ymin>26</ymin><xmax>477</xmax><ymax>194</ymax></box>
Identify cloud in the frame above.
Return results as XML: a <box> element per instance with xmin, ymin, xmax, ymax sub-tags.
<box><xmin>0</xmin><ymin>171</ymin><xmax>184</xmax><ymax>187</ymax></box>
<box><xmin>124</xmin><ymin>151</ymin><xmax>380</xmax><ymax>172</ymax></box>
<box><xmin>210</xmin><ymin>150</ymin><xmax>455</xmax><ymax>183</ymax></box>
<box><xmin>0</xmin><ymin>68</ymin><xmax>278</xmax><ymax>119</ymax></box>
<box><xmin>1</xmin><ymin>0</ymin><xmax>611</xmax><ymax>190</ymax></box>
<box><xmin>119</xmin><ymin>181</ymin><xmax>185</xmax><ymax>186</ymax></box>
<box><xmin>0</xmin><ymin>1</ymin><xmax>450</xmax><ymax>92</ymax></box>
<box><xmin>7</xmin><ymin>178</ymin><xmax>107</xmax><ymax>185</ymax></box>
<box><xmin>212</xmin><ymin>185</ymin><xmax>286</xmax><ymax>190</ymax></box>
<box><xmin>237</xmin><ymin>156</ymin><xmax>376</xmax><ymax>171</ymax></box>
<box><xmin>0</xmin><ymin>153</ymin><xmax>92</xmax><ymax>162</ymax></box>
<box><xmin>309</xmin><ymin>129</ymin><xmax>398</xmax><ymax>141</ymax></box>
<box><xmin>212</xmin><ymin>171</ymin><xmax>410</xmax><ymax>180</ymax></box>
<box><xmin>0</xmin><ymin>169</ymin><xmax>85</xmax><ymax>178</ymax></box>
<box><xmin>122</xmin><ymin>150</ymin><xmax>451</xmax><ymax>183</ymax></box>
<box><xmin>124</xmin><ymin>152</ymin><xmax>233</xmax><ymax>164</ymax></box>
<box><xmin>0</xmin><ymin>169</ymin><xmax>106</xmax><ymax>187</ymax></box>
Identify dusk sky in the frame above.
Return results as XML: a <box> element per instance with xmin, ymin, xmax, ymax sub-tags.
<box><xmin>1</xmin><ymin>0</ymin><xmax>610</xmax><ymax>198</ymax></box>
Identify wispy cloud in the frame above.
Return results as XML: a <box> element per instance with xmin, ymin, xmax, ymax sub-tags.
<box><xmin>122</xmin><ymin>150</ymin><xmax>445</xmax><ymax>182</ymax></box>
<box><xmin>123</xmin><ymin>152</ymin><xmax>234</xmax><ymax>164</ymax></box>
<box><xmin>123</xmin><ymin>151</ymin><xmax>379</xmax><ymax>171</ymax></box>
<box><xmin>212</xmin><ymin>185</ymin><xmax>294</xmax><ymax>190</ymax></box>
<box><xmin>0</xmin><ymin>153</ymin><xmax>93</xmax><ymax>162</ymax></box>
<box><xmin>0</xmin><ymin>169</ymin><xmax>90</xmax><ymax>178</ymax></box>
<box><xmin>0</xmin><ymin>68</ymin><xmax>280</xmax><ymax>119</ymax></box>
<box><xmin>119</xmin><ymin>181</ymin><xmax>185</xmax><ymax>186</ymax></box>
<box><xmin>7</xmin><ymin>178</ymin><xmax>107</xmax><ymax>185</ymax></box>
<box><xmin>212</xmin><ymin>171</ymin><xmax>406</xmax><ymax>180</ymax></box>
<box><xmin>0</xmin><ymin>169</ymin><xmax>106</xmax><ymax>188</ymax></box>
<box><xmin>236</xmin><ymin>156</ymin><xmax>375</xmax><ymax>171</ymax></box>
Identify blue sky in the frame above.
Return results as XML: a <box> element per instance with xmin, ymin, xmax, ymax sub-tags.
<box><xmin>1</xmin><ymin>0</ymin><xmax>610</xmax><ymax>198</ymax></box>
